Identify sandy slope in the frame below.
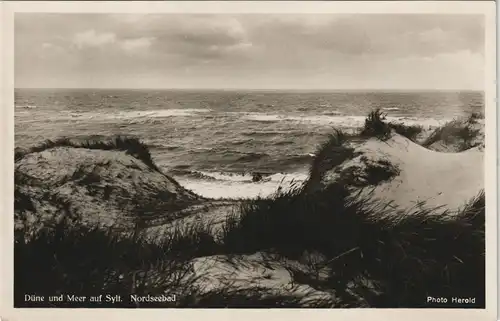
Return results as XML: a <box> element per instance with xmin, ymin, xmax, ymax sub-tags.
<box><xmin>15</xmin><ymin>147</ymin><xmax>202</xmax><ymax>234</ymax></box>
<box><xmin>317</xmin><ymin>133</ymin><xmax>483</xmax><ymax>212</ymax></box>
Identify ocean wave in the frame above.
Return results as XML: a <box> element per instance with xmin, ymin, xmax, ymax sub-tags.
<box><xmin>241</xmin><ymin>130</ymin><xmax>285</xmax><ymax>137</ymax></box>
<box><xmin>173</xmin><ymin>171</ymin><xmax>308</xmax><ymax>199</ymax></box>
<box><xmin>151</xmin><ymin>145</ymin><xmax>182</xmax><ymax>151</ymax></box>
<box><xmin>169</xmin><ymin>169</ymin><xmax>219</xmax><ymax>181</ymax></box>
<box><xmin>321</xmin><ymin>111</ymin><xmax>343</xmax><ymax>116</ymax></box>
<box><xmin>275</xmin><ymin>153</ymin><xmax>315</xmax><ymax>166</ymax></box>
<box><xmin>237</xmin><ymin>152</ymin><xmax>271</xmax><ymax>162</ymax></box>
<box><xmin>174</xmin><ymin>169</ymin><xmax>308</xmax><ymax>183</ymax></box>
<box><xmin>238</xmin><ymin>112</ymin><xmax>450</xmax><ymax>128</ymax></box>
<box><xmin>15</xmin><ymin>104</ymin><xmax>38</xmax><ymax>109</ymax></box>
<box><xmin>163</xmin><ymin>147</ymin><xmax>314</xmax><ymax>175</ymax></box>
<box><xmin>185</xmin><ymin>147</ymin><xmax>312</xmax><ymax>167</ymax></box>
<box><xmin>224</xmin><ymin>139</ymin><xmax>254</xmax><ymax>146</ymax></box>
<box><xmin>241</xmin><ymin>130</ymin><xmax>318</xmax><ymax>139</ymax></box>
<box><xmin>272</xmin><ymin>140</ymin><xmax>295</xmax><ymax>146</ymax></box>
<box><xmin>55</xmin><ymin>109</ymin><xmax>213</xmax><ymax>121</ymax></box>
<box><xmin>189</xmin><ymin>147</ymin><xmax>263</xmax><ymax>158</ymax></box>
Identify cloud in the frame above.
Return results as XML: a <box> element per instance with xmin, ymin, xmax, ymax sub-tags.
<box><xmin>121</xmin><ymin>37</ymin><xmax>155</xmax><ymax>53</ymax></box>
<box><xmin>15</xmin><ymin>13</ymin><xmax>485</xmax><ymax>90</ymax></box>
<box><xmin>70</xmin><ymin>29</ymin><xmax>155</xmax><ymax>56</ymax></box>
<box><xmin>245</xmin><ymin>14</ymin><xmax>484</xmax><ymax>59</ymax></box>
<box><xmin>38</xmin><ymin>42</ymin><xmax>67</xmax><ymax>59</ymax></box>
<box><xmin>72</xmin><ymin>29</ymin><xmax>117</xmax><ymax>49</ymax></box>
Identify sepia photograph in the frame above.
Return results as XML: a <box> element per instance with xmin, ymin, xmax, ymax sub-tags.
<box><xmin>1</xmin><ymin>1</ymin><xmax>497</xmax><ymax>319</ymax></box>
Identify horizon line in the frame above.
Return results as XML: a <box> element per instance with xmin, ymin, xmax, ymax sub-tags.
<box><xmin>14</xmin><ymin>87</ymin><xmax>484</xmax><ymax>92</ymax></box>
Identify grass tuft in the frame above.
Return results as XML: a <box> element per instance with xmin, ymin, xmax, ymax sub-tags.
<box><xmin>359</xmin><ymin>109</ymin><xmax>392</xmax><ymax>141</ymax></box>
<box><xmin>15</xmin><ymin>136</ymin><xmax>159</xmax><ymax>171</ymax></box>
<box><xmin>359</xmin><ymin>109</ymin><xmax>424</xmax><ymax>142</ymax></box>
<box><xmin>307</xmin><ymin>129</ymin><xmax>357</xmax><ymax>188</ymax></box>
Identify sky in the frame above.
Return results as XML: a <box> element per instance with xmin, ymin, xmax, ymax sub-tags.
<box><xmin>15</xmin><ymin>13</ymin><xmax>485</xmax><ymax>90</ymax></box>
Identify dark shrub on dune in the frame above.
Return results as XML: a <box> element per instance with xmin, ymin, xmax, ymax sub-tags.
<box><xmin>470</xmin><ymin>111</ymin><xmax>484</xmax><ymax>120</ymax></box>
<box><xmin>359</xmin><ymin>109</ymin><xmax>424</xmax><ymax>142</ymax></box>
<box><xmin>359</xmin><ymin>109</ymin><xmax>392</xmax><ymax>141</ymax></box>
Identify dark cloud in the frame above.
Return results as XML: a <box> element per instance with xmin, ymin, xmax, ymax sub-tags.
<box><xmin>243</xmin><ymin>14</ymin><xmax>484</xmax><ymax>57</ymax></box>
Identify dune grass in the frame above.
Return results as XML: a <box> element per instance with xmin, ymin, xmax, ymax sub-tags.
<box><xmin>422</xmin><ymin>114</ymin><xmax>482</xmax><ymax>151</ymax></box>
<box><xmin>354</xmin><ymin>108</ymin><xmax>483</xmax><ymax>151</ymax></box>
<box><xmin>14</xmin><ymin>214</ymin><xmax>219</xmax><ymax>308</ymax></box>
<box><xmin>359</xmin><ymin>109</ymin><xmax>392</xmax><ymax>141</ymax></box>
<box><xmin>306</xmin><ymin>129</ymin><xmax>358</xmax><ymax>190</ymax></box>
<box><xmin>357</xmin><ymin>190</ymin><xmax>485</xmax><ymax>307</ymax></box>
<box><xmin>15</xmin><ymin>136</ymin><xmax>159</xmax><ymax>171</ymax></box>
<box><xmin>14</xmin><ymin>210</ymin><xmax>335</xmax><ymax>308</ymax></box>
<box><xmin>219</xmin><ymin>184</ymin><xmax>485</xmax><ymax>308</ymax></box>
<box><xmin>359</xmin><ymin>109</ymin><xmax>424</xmax><ymax>142</ymax></box>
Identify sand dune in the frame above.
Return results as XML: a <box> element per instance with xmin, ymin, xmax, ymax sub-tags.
<box><xmin>15</xmin><ymin>144</ymin><xmax>202</xmax><ymax>235</ymax></box>
<box><xmin>316</xmin><ymin>133</ymin><xmax>483</xmax><ymax>212</ymax></box>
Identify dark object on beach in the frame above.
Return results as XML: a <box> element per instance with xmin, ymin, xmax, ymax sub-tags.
<box><xmin>252</xmin><ymin>172</ymin><xmax>264</xmax><ymax>182</ymax></box>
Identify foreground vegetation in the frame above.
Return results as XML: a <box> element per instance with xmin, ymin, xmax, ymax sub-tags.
<box><xmin>14</xmin><ymin>110</ymin><xmax>485</xmax><ymax>308</ymax></box>
<box><xmin>15</xmin><ymin>184</ymin><xmax>485</xmax><ymax>308</ymax></box>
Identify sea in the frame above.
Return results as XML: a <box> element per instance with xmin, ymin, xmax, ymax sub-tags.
<box><xmin>15</xmin><ymin>89</ymin><xmax>484</xmax><ymax>199</ymax></box>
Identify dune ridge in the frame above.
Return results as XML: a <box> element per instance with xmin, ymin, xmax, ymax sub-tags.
<box><xmin>307</xmin><ymin>132</ymin><xmax>483</xmax><ymax>212</ymax></box>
